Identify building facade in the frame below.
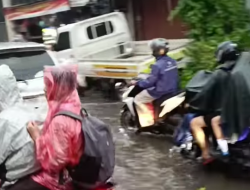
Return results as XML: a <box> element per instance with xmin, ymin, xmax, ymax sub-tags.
<box><xmin>3</xmin><ymin>0</ymin><xmax>186</xmax><ymax>41</ymax></box>
<box><xmin>133</xmin><ymin>0</ymin><xmax>186</xmax><ymax>40</ymax></box>
<box><xmin>3</xmin><ymin>0</ymin><xmax>71</xmax><ymax>41</ymax></box>
<box><xmin>115</xmin><ymin>0</ymin><xmax>186</xmax><ymax>40</ymax></box>
<box><xmin>3</xmin><ymin>0</ymin><xmax>115</xmax><ymax>41</ymax></box>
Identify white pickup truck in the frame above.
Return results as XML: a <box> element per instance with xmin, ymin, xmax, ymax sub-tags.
<box><xmin>53</xmin><ymin>12</ymin><xmax>190</xmax><ymax>96</ymax></box>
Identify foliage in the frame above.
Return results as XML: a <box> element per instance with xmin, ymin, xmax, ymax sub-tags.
<box><xmin>171</xmin><ymin>0</ymin><xmax>250</xmax><ymax>87</ymax></box>
<box><xmin>197</xmin><ymin>188</ymin><xmax>206</xmax><ymax>190</ymax></box>
<box><xmin>171</xmin><ymin>0</ymin><xmax>250</xmax><ymax>41</ymax></box>
<box><xmin>180</xmin><ymin>40</ymin><xmax>217</xmax><ymax>87</ymax></box>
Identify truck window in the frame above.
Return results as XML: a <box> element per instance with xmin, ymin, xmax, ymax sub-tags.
<box><xmin>57</xmin><ymin>32</ymin><xmax>70</xmax><ymax>51</ymax></box>
<box><xmin>87</xmin><ymin>27</ymin><xmax>94</xmax><ymax>39</ymax></box>
<box><xmin>87</xmin><ymin>21</ymin><xmax>114</xmax><ymax>40</ymax></box>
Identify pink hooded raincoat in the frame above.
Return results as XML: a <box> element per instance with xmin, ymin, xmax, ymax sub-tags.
<box><xmin>32</xmin><ymin>65</ymin><xmax>83</xmax><ymax>190</ymax></box>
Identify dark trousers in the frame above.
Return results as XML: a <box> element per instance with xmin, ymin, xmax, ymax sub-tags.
<box><xmin>5</xmin><ymin>177</ymin><xmax>49</xmax><ymax>190</ymax></box>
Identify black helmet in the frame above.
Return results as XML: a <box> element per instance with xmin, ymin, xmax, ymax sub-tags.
<box><xmin>149</xmin><ymin>38</ymin><xmax>169</xmax><ymax>57</ymax></box>
<box><xmin>215</xmin><ymin>41</ymin><xmax>239</xmax><ymax>64</ymax></box>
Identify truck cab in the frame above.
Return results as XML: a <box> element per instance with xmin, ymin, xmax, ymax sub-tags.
<box><xmin>54</xmin><ymin>12</ymin><xmax>132</xmax><ymax>63</ymax></box>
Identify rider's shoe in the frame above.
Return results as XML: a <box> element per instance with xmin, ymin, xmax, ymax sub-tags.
<box><xmin>222</xmin><ymin>152</ymin><xmax>229</xmax><ymax>156</ymax></box>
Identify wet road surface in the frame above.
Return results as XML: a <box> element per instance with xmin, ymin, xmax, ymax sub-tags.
<box><xmin>82</xmin><ymin>91</ymin><xmax>250</xmax><ymax>190</ymax></box>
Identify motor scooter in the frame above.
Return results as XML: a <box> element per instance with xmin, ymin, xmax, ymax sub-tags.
<box><xmin>176</xmin><ymin>69</ymin><xmax>250</xmax><ymax>172</ymax></box>
<box><xmin>179</xmin><ymin>125</ymin><xmax>250</xmax><ymax>175</ymax></box>
<box><xmin>115</xmin><ymin>74</ymin><xmax>185</xmax><ymax>135</ymax></box>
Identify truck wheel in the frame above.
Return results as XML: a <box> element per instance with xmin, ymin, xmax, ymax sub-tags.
<box><xmin>85</xmin><ymin>77</ymin><xmax>95</xmax><ymax>90</ymax></box>
<box><xmin>99</xmin><ymin>79</ymin><xmax>110</xmax><ymax>99</ymax></box>
<box><xmin>99</xmin><ymin>79</ymin><xmax>120</xmax><ymax>100</ymax></box>
<box><xmin>77</xmin><ymin>86</ymin><xmax>86</xmax><ymax>97</ymax></box>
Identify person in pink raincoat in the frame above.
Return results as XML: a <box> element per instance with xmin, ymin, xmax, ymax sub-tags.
<box><xmin>8</xmin><ymin>65</ymin><xmax>83</xmax><ymax>190</ymax></box>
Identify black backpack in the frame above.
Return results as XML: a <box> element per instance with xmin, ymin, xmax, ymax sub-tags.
<box><xmin>55</xmin><ymin>108</ymin><xmax>115</xmax><ymax>189</ymax></box>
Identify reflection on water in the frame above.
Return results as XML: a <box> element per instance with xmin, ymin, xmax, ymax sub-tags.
<box><xmin>82</xmin><ymin>93</ymin><xmax>250</xmax><ymax>190</ymax></box>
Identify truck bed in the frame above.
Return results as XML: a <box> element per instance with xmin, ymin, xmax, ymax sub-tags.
<box><xmin>121</xmin><ymin>55</ymin><xmax>151</xmax><ymax>61</ymax></box>
<box><xmin>77</xmin><ymin>39</ymin><xmax>190</xmax><ymax>79</ymax></box>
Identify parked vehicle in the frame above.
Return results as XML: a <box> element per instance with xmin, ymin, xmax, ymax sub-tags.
<box><xmin>0</xmin><ymin>42</ymin><xmax>58</xmax><ymax>118</ymax></box>
<box><xmin>115</xmin><ymin>74</ymin><xmax>185</xmax><ymax>135</ymax></box>
<box><xmin>0</xmin><ymin>42</ymin><xmax>58</xmax><ymax>99</ymax></box>
<box><xmin>52</xmin><ymin>12</ymin><xmax>190</xmax><ymax>98</ymax></box>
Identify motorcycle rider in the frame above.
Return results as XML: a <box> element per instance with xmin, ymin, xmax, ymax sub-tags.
<box><xmin>190</xmin><ymin>41</ymin><xmax>240</xmax><ymax>164</ymax></box>
<box><xmin>133</xmin><ymin>38</ymin><xmax>179</xmax><ymax>127</ymax></box>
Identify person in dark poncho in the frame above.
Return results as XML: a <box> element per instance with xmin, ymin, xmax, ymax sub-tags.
<box><xmin>189</xmin><ymin>41</ymin><xmax>240</xmax><ymax>164</ymax></box>
<box><xmin>221</xmin><ymin>52</ymin><xmax>250</xmax><ymax>139</ymax></box>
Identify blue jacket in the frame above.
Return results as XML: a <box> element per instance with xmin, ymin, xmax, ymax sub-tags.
<box><xmin>138</xmin><ymin>56</ymin><xmax>179</xmax><ymax>98</ymax></box>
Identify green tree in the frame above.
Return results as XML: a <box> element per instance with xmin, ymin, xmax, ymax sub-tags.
<box><xmin>171</xmin><ymin>0</ymin><xmax>250</xmax><ymax>86</ymax></box>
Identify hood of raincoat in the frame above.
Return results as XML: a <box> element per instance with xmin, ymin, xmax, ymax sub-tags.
<box><xmin>31</xmin><ymin>65</ymin><xmax>82</xmax><ymax>190</ymax></box>
<box><xmin>0</xmin><ymin>65</ymin><xmax>44</xmax><ymax>182</ymax></box>
<box><xmin>221</xmin><ymin>52</ymin><xmax>250</xmax><ymax>138</ymax></box>
<box><xmin>188</xmin><ymin>61</ymin><xmax>235</xmax><ymax>114</ymax></box>
<box><xmin>0</xmin><ymin>64</ymin><xmax>23</xmax><ymax>111</ymax></box>
<box><xmin>43</xmin><ymin>64</ymin><xmax>81</xmax><ymax>132</ymax></box>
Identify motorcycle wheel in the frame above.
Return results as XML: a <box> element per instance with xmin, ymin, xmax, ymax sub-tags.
<box><xmin>180</xmin><ymin>142</ymin><xmax>201</xmax><ymax>159</ymax></box>
<box><xmin>120</xmin><ymin>106</ymin><xmax>137</xmax><ymax>131</ymax></box>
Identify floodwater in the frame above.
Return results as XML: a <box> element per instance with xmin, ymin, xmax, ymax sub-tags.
<box><xmin>82</xmin><ymin>91</ymin><xmax>250</xmax><ymax>190</ymax></box>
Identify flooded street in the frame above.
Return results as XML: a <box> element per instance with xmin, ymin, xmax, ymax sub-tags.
<box><xmin>81</xmin><ymin>92</ymin><xmax>250</xmax><ymax>190</ymax></box>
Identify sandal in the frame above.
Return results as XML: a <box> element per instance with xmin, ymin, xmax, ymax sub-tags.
<box><xmin>202</xmin><ymin>157</ymin><xmax>215</xmax><ymax>165</ymax></box>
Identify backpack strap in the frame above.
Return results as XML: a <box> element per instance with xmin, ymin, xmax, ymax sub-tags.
<box><xmin>55</xmin><ymin>108</ymin><xmax>89</xmax><ymax>120</ymax></box>
<box><xmin>54</xmin><ymin>110</ymin><xmax>83</xmax><ymax>185</ymax></box>
<box><xmin>81</xmin><ymin>108</ymin><xmax>88</xmax><ymax>116</ymax></box>
<box><xmin>54</xmin><ymin>111</ymin><xmax>82</xmax><ymax>121</ymax></box>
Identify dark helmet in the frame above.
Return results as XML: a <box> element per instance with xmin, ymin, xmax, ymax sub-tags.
<box><xmin>149</xmin><ymin>38</ymin><xmax>169</xmax><ymax>57</ymax></box>
<box><xmin>215</xmin><ymin>41</ymin><xmax>240</xmax><ymax>64</ymax></box>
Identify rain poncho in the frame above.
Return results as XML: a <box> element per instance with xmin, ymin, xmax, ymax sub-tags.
<box><xmin>185</xmin><ymin>70</ymin><xmax>213</xmax><ymax>103</ymax></box>
<box><xmin>188</xmin><ymin>62</ymin><xmax>235</xmax><ymax>115</ymax></box>
<box><xmin>221</xmin><ymin>52</ymin><xmax>250</xmax><ymax>138</ymax></box>
<box><xmin>32</xmin><ymin>65</ymin><xmax>83</xmax><ymax>190</ymax></box>
<box><xmin>0</xmin><ymin>65</ymin><xmax>46</xmax><ymax>184</ymax></box>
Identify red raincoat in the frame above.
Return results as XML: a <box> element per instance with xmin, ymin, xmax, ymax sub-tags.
<box><xmin>32</xmin><ymin>65</ymin><xmax>83</xmax><ymax>190</ymax></box>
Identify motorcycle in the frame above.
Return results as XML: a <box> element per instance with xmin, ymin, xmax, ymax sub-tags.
<box><xmin>179</xmin><ymin>124</ymin><xmax>250</xmax><ymax>174</ymax></box>
<box><xmin>115</xmin><ymin>74</ymin><xmax>185</xmax><ymax>135</ymax></box>
<box><xmin>175</xmin><ymin>70</ymin><xmax>250</xmax><ymax>173</ymax></box>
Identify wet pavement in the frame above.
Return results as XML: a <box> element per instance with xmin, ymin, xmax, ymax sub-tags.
<box><xmin>81</xmin><ymin>91</ymin><xmax>250</xmax><ymax>190</ymax></box>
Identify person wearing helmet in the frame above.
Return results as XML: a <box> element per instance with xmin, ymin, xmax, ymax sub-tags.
<box><xmin>133</xmin><ymin>38</ymin><xmax>179</xmax><ymax>127</ymax></box>
<box><xmin>190</xmin><ymin>41</ymin><xmax>240</xmax><ymax>164</ymax></box>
